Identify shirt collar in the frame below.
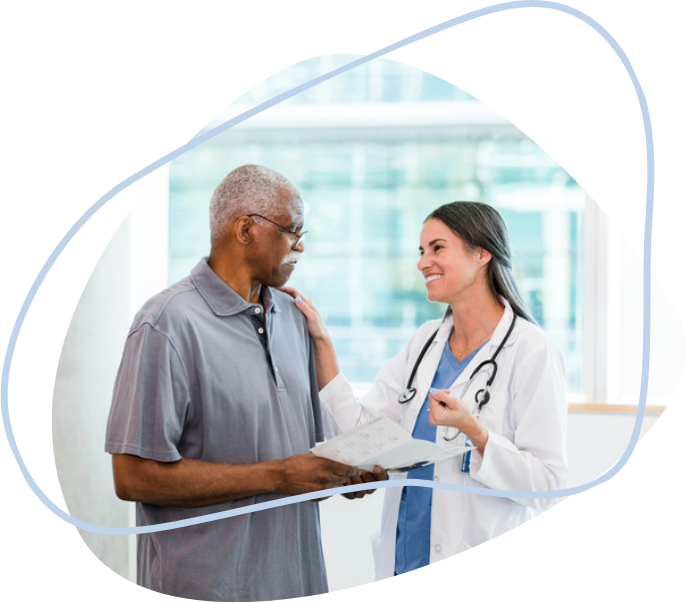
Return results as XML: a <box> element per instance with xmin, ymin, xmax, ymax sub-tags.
<box><xmin>190</xmin><ymin>257</ymin><xmax>280</xmax><ymax>317</ymax></box>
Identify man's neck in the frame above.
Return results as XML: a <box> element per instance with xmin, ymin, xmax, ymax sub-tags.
<box><xmin>207</xmin><ymin>252</ymin><xmax>263</xmax><ymax>304</ymax></box>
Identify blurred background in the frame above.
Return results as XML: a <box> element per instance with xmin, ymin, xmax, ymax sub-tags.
<box><xmin>169</xmin><ymin>55</ymin><xmax>585</xmax><ymax>393</ymax></box>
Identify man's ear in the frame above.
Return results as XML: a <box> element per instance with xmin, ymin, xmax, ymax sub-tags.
<box><xmin>234</xmin><ymin>216</ymin><xmax>255</xmax><ymax>246</ymax></box>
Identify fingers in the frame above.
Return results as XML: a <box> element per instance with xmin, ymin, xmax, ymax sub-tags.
<box><xmin>315</xmin><ymin>458</ymin><xmax>361</xmax><ymax>491</ymax></box>
<box><xmin>374</xmin><ymin>466</ymin><xmax>390</xmax><ymax>481</ymax></box>
<box><xmin>281</xmin><ymin>288</ymin><xmax>318</xmax><ymax>318</ymax></box>
<box><xmin>429</xmin><ymin>389</ymin><xmax>459</xmax><ymax>410</ymax></box>
<box><xmin>277</xmin><ymin>286</ymin><xmax>311</xmax><ymax>307</ymax></box>
<box><xmin>323</xmin><ymin>459</ymin><xmax>361</xmax><ymax>478</ymax></box>
<box><xmin>343</xmin><ymin>475</ymin><xmax>365</xmax><ymax>499</ymax></box>
<box><xmin>360</xmin><ymin>466</ymin><xmax>388</xmax><ymax>483</ymax></box>
<box><xmin>342</xmin><ymin>466</ymin><xmax>388</xmax><ymax>499</ymax></box>
<box><xmin>428</xmin><ymin>394</ymin><xmax>449</xmax><ymax>427</ymax></box>
<box><xmin>281</xmin><ymin>455</ymin><xmax>365</xmax><ymax>496</ymax></box>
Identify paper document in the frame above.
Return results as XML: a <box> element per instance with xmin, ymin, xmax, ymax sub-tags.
<box><xmin>311</xmin><ymin>416</ymin><xmax>473</xmax><ymax>472</ymax></box>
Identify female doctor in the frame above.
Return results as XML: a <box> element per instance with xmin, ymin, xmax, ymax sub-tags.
<box><xmin>282</xmin><ymin>201</ymin><xmax>569</xmax><ymax>579</ymax></box>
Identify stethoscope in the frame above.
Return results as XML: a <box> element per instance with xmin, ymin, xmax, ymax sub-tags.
<box><xmin>398</xmin><ymin>314</ymin><xmax>518</xmax><ymax>441</ymax></box>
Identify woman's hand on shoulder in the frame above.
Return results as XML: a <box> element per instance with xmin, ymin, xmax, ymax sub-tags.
<box><xmin>278</xmin><ymin>286</ymin><xmax>330</xmax><ymax>341</ymax></box>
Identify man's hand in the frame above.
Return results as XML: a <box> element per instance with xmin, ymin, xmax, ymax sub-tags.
<box><xmin>340</xmin><ymin>465</ymin><xmax>389</xmax><ymax>500</ymax></box>
<box><xmin>274</xmin><ymin>454</ymin><xmax>361</xmax><ymax>496</ymax></box>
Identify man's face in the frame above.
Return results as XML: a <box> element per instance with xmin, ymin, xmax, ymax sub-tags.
<box><xmin>251</xmin><ymin>191</ymin><xmax>306</xmax><ymax>288</ymax></box>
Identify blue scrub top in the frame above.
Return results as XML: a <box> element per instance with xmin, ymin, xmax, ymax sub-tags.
<box><xmin>394</xmin><ymin>336</ymin><xmax>484</xmax><ymax>575</ymax></box>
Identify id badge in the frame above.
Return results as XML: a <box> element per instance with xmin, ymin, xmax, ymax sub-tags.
<box><xmin>461</xmin><ymin>437</ymin><xmax>472</xmax><ymax>473</ymax></box>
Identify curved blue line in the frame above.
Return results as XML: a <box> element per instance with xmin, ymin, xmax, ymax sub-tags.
<box><xmin>1</xmin><ymin>0</ymin><xmax>653</xmax><ymax>535</ymax></box>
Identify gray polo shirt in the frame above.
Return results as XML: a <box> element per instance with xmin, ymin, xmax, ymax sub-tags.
<box><xmin>105</xmin><ymin>258</ymin><xmax>327</xmax><ymax>602</ymax></box>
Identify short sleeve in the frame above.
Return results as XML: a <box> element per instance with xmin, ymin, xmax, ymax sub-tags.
<box><xmin>105</xmin><ymin>323</ymin><xmax>191</xmax><ymax>462</ymax></box>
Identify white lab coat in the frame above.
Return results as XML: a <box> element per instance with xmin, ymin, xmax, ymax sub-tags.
<box><xmin>319</xmin><ymin>300</ymin><xmax>569</xmax><ymax>580</ymax></box>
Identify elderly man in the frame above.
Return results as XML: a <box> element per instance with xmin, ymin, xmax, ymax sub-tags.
<box><xmin>105</xmin><ymin>165</ymin><xmax>384</xmax><ymax>601</ymax></box>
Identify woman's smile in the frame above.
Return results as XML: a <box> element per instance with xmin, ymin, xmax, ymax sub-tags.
<box><xmin>424</xmin><ymin>273</ymin><xmax>443</xmax><ymax>285</ymax></box>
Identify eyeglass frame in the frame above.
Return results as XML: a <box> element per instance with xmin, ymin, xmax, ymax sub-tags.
<box><xmin>246</xmin><ymin>214</ymin><xmax>308</xmax><ymax>248</ymax></box>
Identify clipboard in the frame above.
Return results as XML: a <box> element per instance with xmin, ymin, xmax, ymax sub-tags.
<box><xmin>311</xmin><ymin>416</ymin><xmax>473</xmax><ymax>472</ymax></box>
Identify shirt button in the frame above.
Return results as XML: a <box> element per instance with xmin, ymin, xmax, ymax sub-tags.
<box><xmin>254</xmin><ymin>307</ymin><xmax>261</xmax><ymax>314</ymax></box>
<box><xmin>258</xmin><ymin>327</ymin><xmax>264</xmax><ymax>334</ymax></box>
<box><xmin>433</xmin><ymin>476</ymin><xmax>439</xmax><ymax>481</ymax></box>
<box><xmin>275</xmin><ymin>367</ymin><xmax>279</xmax><ymax>372</ymax></box>
<box><xmin>435</xmin><ymin>544</ymin><xmax>442</xmax><ymax>553</ymax></box>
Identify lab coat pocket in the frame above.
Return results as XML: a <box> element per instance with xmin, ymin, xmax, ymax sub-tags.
<box><xmin>477</xmin><ymin>391</ymin><xmax>512</xmax><ymax>436</ymax></box>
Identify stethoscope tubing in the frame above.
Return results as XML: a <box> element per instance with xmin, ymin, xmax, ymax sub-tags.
<box><xmin>398</xmin><ymin>314</ymin><xmax>518</xmax><ymax>441</ymax></box>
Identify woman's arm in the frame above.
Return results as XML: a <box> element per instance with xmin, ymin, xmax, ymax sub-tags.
<box><xmin>429</xmin><ymin>337</ymin><xmax>569</xmax><ymax>513</ymax></box>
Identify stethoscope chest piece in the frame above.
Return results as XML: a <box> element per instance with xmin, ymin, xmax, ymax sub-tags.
<box><xmin>474</xmin><ymin>388</ymin><xmax>490</xmax><ymax>408</ymax></box>
<box><xmin>398</xmin><ymin>388</ymin><xmax>416</xmax><ymax>404</ymax></box>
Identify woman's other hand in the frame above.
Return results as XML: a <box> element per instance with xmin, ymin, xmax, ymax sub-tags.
<box><xmin>428</xmin><ymin>389</ymin><xmax>489</xmax><ymax>455</ymax></box>
<box><xmin>427</xmin><ymin>389</ymin><xmax>472</xmax><ymax>429</ymax></box>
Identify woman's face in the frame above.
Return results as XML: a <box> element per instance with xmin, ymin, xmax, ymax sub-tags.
<box><xmin>417</xmin><ymin>218</ymin><xmax>491</xmax><ymax>305</ymax></box>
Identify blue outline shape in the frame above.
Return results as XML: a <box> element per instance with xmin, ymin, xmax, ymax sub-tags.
<box><xmin>1</xmin><ymin>1</ymin><xmax>653</xmax><ymax>536</ymax></box>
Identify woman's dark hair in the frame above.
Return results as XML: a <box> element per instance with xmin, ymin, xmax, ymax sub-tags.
<box><xmin>426</xmin><ymin>201</ymin><xmax>536</xmax><ymax>324</ymax></box>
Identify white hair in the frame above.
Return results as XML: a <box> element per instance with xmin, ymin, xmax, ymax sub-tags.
<box><xmin>209</xmin><ymin>165</ymin><xmax>300</xmax><ymax>243</ymax></box>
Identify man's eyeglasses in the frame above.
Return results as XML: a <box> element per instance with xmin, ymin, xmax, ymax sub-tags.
<box><xmin>247</xmin><ymin>214</ymin><xmax>308</xmax><ymax>248</ymax></box>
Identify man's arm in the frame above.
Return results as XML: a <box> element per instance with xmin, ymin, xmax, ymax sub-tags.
<box><xmin>112</xmin><ymin>453</ymin><xmax>361</xmax><ymax>508</ymax></box>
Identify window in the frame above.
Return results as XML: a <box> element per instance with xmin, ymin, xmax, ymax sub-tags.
<box><xmin>170</xmin><ymin>55</ymin><xmax>646</xmax><ymax>402</ymax></box>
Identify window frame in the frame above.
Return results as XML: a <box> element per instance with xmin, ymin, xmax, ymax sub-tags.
<box><xmin>581</xmin><ymin>193</ymin><xmax>665</xmax><ymax>410</ymax></box>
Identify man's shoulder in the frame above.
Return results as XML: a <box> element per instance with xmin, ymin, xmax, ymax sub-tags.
<box><xmin>130</xmin><ymin>275</ymin><xmax>202</xmax><ymax>336</ymax></box>
<box><xmin>271</xmin><ymin>289</ymin><xmax>307</xmax><ymax>324</ymax></box>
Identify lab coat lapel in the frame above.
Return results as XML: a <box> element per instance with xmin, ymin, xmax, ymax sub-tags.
<box><xmin>413</xmin><ymin>315</ymin><xmax>454</xmax><ymax>409</ymax></box>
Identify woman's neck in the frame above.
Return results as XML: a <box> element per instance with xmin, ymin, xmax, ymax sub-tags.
<box><xmin>448</xmin><ymin>287</ymin><xmax>505</xmax><ymax>355</ymax></box>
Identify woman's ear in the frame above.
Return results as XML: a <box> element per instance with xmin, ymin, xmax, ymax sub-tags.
<box><xmin>477</xmin><ymin>247</ymin><xmax>492</xmax><ymax>267</ymax></box>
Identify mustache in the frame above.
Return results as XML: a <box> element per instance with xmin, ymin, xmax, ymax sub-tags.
<box><xmin>282</xmin><ymin>250</ymin><xmax>303</xmax><ymax>265</ymax></box>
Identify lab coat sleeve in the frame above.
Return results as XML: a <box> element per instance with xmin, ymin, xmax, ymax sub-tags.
<box><xmin>318</xmin><ymin>371</ymin><xmax>362</xmax><ymax>435</ymax></box>
<box><xmin>469</xmin><ymin>336</ymin><xmax>570</xmax><ymax>513</ymax></box>
<box><xmin>318</xmin><ymin>321</ymin><xmax>439</xmax><ymax>434</ymax></box>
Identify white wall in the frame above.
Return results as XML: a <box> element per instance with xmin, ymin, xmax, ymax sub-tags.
<box><xmin>52</xmin><ymin>217</ymin><xmax>134</xmax><ymax>579</ymax></box>
<box><xmin>51</xmin><ymin>167</ymin><xmax>168</xmax><ymax>582</ymax></box>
